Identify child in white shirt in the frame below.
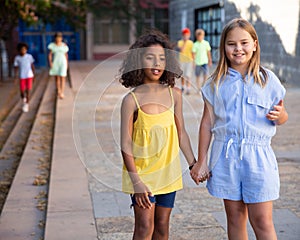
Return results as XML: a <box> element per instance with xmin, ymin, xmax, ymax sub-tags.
<box><xmin>14</xmin><ymin>42</ymin><xmax>35</xmax><ymax>112</ymax></box>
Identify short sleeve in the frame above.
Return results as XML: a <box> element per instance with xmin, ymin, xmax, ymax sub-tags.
<box><xmin>192</xmin><ymin>42</ymin><xmax>197</xmax><ymax>53</ymax></box>
<box><xmin>177</xmin><ymin>40</ymin><xmax>182</xmax><ymax>48</ymax></box>
<box><xmin>29</xmin><ymin>54</ymin><xmax>35</xmax><ymax>63</ymax></box>
<box><xmin>13</xmin><ymin>56</ymin><xmax>19</xmax><ymax>67</ymax></box>
<box><xmin>267</xmin><ymin>70</ymin><xmax>286</xmax><ymax>105</ymax></box>
<box><xmin>206</xmin><ymin>41</ymin><xmax>211</xmax><ymax>51</ymax></box>
<box><xmin>47</xmin><ymin>42</ymin><xmax>54</xmax><ymax>51</ymax></box>
<box><xmin>64</xmin><ymin>44</ymin><xmax>69</xmax><ymax>53</ymax></box>
<box><xmin>201</xmin><ymin>78</ymin><xmax>214</xmax><ymax>105</ymax></box>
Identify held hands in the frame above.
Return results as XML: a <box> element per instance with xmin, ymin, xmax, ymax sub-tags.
<box><xmin>133</xmin><ymin>181</ymin><xmax>153</xmax><ymax>209</ymax></box>
<box><xmin>190</xmin><ymin>162</ymin><xmax>211</xmax><ymax>185</ymax></box>
<box><xmin>266</xmin><ymin>100</ymin><xmax>285</xmax><ymax>123</ymax></box>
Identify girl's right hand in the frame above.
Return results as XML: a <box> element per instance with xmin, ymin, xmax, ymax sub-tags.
<box><xmin>190</xmin><ymin>162</ymin><xmax>211</xmax><ymax>185</ymax></box>
<box><xmin>133</xmin><ymin>181</ymin><xmax>153</xmax><ymax>209</ymax></box>
<box><xmin>49</xmin><ymin>62</ymin><xmax>53</xmax><ymax>69</ymax></box>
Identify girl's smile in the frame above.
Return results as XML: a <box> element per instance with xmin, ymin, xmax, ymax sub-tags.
<box><xmin>142</xmin><ymin>44</ymin><xmax>166</xmax><ymax>83</ymax></box>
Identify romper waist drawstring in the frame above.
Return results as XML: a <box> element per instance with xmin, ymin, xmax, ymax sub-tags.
<box><xmin>239</xmin><ymin>138</ymin><xmax>246</xmax><ymax>160</ymax></box>
<box><xmin>225</xmin><ymin>138</ymin><xmax>233</xmax><ymax>159</ymax></box>
<box><xmin>222</xmin><ymin>137</ymin><xmax>271</xmax><ymax>160</ymax></box>
<box><xmin>225</xmin><ymin>138</ymin><xmax>247</xmax><ymax>160</ymax></box>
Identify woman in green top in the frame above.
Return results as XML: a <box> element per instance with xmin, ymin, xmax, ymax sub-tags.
<box><xmin>48</xmin><ymin>32</ymin><xmax>69</xmax><ymax>99</ymax></box>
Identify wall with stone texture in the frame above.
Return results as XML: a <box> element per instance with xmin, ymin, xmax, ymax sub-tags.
<box><xmin>169</xmin><ymin>0</ymin><xmax>300</xmax><ymax>86</ymax></box>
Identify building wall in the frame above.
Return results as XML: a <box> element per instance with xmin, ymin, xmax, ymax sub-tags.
<box><xmin>169</xmin><ymin>0</ymin><xmax>220</xmax><ymax>42</ymax></box>
<box><xmin>169</xmin><ymin>0</ymin><xmax>300</xmax><ymax>86</ymax></box>
<box><xmin>90</xmin><ymin>2</ymin><xmax>169</xmax><ymax>60</ymax></box>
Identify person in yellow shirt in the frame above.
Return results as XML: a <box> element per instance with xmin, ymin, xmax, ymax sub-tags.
<box><xmin>119</xmin><ymin>29</ymin><xmax>196</xmax><ymax>240</ymax></box>
<box><xmin>177</xmin><ymin>28</ymin><xmax>194</xmax><ymax>94</ymax></box>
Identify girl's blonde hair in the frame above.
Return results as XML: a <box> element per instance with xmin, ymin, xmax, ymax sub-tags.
<box><xmin>211</xmin><ymin>18</ymin><xmax>268</xmax><ymax>89</ymax></box>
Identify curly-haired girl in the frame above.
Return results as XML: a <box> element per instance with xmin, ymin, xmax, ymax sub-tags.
<box><xmin>120</xmin><ymin>29</ymin><xmax>196</xmax><ymax>239</ymax></box>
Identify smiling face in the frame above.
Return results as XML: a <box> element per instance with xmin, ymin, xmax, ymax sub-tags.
<box><xmin>142</xmin><ymin>44</ymin><xmax>166</xmax><ymax>84</ymax></box>
<box><xmin>225</xmin><ymin>27</ymin><xmax>257</xmax><ymax>74</ymax></box>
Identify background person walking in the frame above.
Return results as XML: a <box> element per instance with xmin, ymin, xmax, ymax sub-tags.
<box><xmin>48</xmin><ymin>32</ymin><xmax>69</xmax><ymax>99</ymax></box>
<box><xmin>14</xmin><ymin>42</ymin><xmax>35</xmax><ymax>113</ymax></box>
<box><xmin>192</xmin><ymin>29</ymin><xmax>212</xmax><ymax>90</ymax></box>
<box><xmin>177</xmin><ymin>28</ymin><xmax>193</xmax><ymax>94</ymax></box>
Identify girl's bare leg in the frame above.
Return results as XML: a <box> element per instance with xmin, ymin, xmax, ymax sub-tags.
<box><xmin>224</xmin><ymin>199</ymin><xmax>248</xmax><ymax>240</ymax></box>
<box><xmin>248</xmin><ymin>201</ymin><xmax>277</xmax><ymax>240</ymax></box>
<box><xmin>60</xmin><ymin>76</ymin><xmax>66</xmax><ymax>98</ymax></box>
<box><xmin>133</xmin><ymin>205</ymin><xmax>155</xmax><ymax>240</ymax></box>
<box><xmin>152</xmin><ymin>206</ymin><xmax>172</xmax><ymax>240</ymax></box>
<box><xmin>55</xmin><ymin>76</ymin><xmax>61</xmax><ymax>97</ymax></box>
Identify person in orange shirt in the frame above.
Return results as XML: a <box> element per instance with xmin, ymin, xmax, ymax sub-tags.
<box><xmin>177</xmin><ymin>28</ymin><xmax>194</xmax><ymax>95</ymax></box>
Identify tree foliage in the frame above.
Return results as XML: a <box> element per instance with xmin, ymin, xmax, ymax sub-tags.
<box><xmin>0</xmin><ymin>0</ymin><xmax>87</xmax><ymax>79</ymax></box>
<box><xmin>0</xmin><ymin>0</ymin><xmax>87</xmax><ymax>40</ymax></box>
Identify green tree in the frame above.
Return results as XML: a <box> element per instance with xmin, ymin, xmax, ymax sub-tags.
<box><xmin>0</xmin><ymin>0</ymin><xmax>86</xmax><ymax>80</ymax></box>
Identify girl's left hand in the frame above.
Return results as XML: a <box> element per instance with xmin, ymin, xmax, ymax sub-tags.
<box><xmin>190</xmin><ymin>162</ymin><xmax>211</xmax><ymax>185</ymax></box>
<box><xmin>266</xmin><ymin>100</ymin><xmax>284</xmax><ymax>122</ymax></box>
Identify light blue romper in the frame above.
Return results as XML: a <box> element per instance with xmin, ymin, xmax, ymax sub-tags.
<box><xmin>202</xmin><ymin>67</ymin><xmax>286</xmax><ymax>203</ymax></box>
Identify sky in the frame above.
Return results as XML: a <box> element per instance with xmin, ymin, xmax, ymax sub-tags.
<box><xmin>234</xmin><ymin>0</ymin><xmax>299</xmax><ymax>55</ymax></box>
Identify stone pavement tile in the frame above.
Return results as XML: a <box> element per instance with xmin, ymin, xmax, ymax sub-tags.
<box><xmin>45</xmin><ymin>77</ymin><xmax>97</xmax><ymax>239</ymax></box>
<box><xmin>274</xmin><ymin>160</ymin><xmax>300</xmax><ymax>218</ymax></box>
<box><xmin>96</xmin><ymin>216</ymin><xmax>134</xmax><ymax>239</ymax></box>
<box><xmin>170</xmin><ymin>213</ymin><xmax>227</xmax><ymax>240</ymax></box>
<box><xmin>91</xmin><ymin>191</ymin><xmax>132</xmax><ymax>218</ymax></box>
<box><xmin>213</xmin><ymin>209</ymin><xmax>300</xmax><ymax>240</ymax></box>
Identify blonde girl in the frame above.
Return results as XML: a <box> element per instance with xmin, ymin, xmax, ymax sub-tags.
<box><xmin>191</xmin><ymin>18</ymin><xmax>288</xmax><ymax>240</ymax></box>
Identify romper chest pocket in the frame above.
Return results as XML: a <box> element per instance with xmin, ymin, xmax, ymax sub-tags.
<box><xmin>246</xmin><ymin>95</ymin><xmax>272</xmax><ymax>125</ymax></box>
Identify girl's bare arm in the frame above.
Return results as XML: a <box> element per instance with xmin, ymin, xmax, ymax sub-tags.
<box><xmin>121</xmin><ymin>94</ymin><xmax>140</xmax><ymax>184</ymax></box>
<box><xmin>120</xmin><ymin>94</ymin><xmax>152</xmax><ymax>208</ymax></box>
<box><xmin>48</xmin><ymin>50</ymin><xmax>53</xmax><ymax>68</ymax></box>
<box><xmin>190</xmin><ymin>101</ymin><xmax>214</xmax><ymax>184</ymax></box>
<box><xmin>173</xmin><ymin>88</ymin><xmax>196</xmax><ymax>167</ymax></box>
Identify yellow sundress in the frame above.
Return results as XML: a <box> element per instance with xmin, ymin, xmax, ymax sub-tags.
<box><xmin>122</xmin><ymin>87</ymin><xmax>183</xmax><ymax>195</ymax></box>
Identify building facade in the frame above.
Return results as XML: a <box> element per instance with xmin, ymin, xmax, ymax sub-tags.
<box><xmin>169</xmin><ymin>0</ymin><xmax>300</xmax><ymax>86</ymax></box>
<box><xmin>87</xmin><ymin>0</ymin><xmax>169</xmax><ymax>60</ymax></box>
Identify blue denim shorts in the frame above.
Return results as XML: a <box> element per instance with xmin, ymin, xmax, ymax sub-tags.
<box><xmin>131</xmin><ymin>191</ymin><xmax>176</xmax><ymax>208</ymax></box>
<box><xmin>195</xmin><ymin>64</ymin><xmax>208</xmax><ymax>76</ymax></box>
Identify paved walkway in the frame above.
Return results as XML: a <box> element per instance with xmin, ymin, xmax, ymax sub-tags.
<box><xmin>48</xmin><ymin>60</ymin><xmax>300</xmax><ymax>240</ymax></box>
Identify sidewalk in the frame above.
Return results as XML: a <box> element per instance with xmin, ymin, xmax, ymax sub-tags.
<box><xmin>47</xmin><ymin>60</ymin><xmax>300</xmax><ymax>240</ymax></box>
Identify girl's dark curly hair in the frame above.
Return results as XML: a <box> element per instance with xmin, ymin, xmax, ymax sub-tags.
<box><xmin>17</xmin><ymin>42</ymin><xmax>29</xmax><ymax>52</ymax></box>
<box><xmin>119</xmin><ymin>29</ymin><xmax>182</xmax><ymax>88</ymax></box>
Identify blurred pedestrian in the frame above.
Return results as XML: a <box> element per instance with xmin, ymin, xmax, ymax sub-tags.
<box><xmin>119</xmin><ymin>29</ymin><xmax>196</xmax><ymax>240</ymax></box>
<box><xmin>177</xmin><ymin>28</ymin><xmax>193</xmax><ymax>94</ymax></box>
<box><xmin>14</xmin><ymin>42</ymin><xmax>35</xmax><ymax>113</ymax></box>
<box><xmin>48</xmin><ymin>32</ymin><xmax>69</xmax><ymax>99</ymax></box>
<box><xmin>190</xmin><ymin>18</ymin><xmax>288</xmax><ymax>239</ymax></box>
<box><xmin>192</xmin><ymin>29</ymin><xmax>212</xmax><ymax>90</ymax></box>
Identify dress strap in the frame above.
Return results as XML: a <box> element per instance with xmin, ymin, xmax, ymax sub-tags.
<box><xmin>169</xmin><ymin>86</ymin><xmax>174</xmax><ymax>106</ymax></box>
<box><xmin>130</xmin><ymin>91</ymin><xmax>140</xmax><ymax>109</ymax></box>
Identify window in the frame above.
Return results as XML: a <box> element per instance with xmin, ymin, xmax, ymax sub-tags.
<box><xmin>94</xmin><ymin>18</ymin><xmax>129</xmax><ymax>45</ymax></box>
<box><xmin>136</xmin><ymin>7</ymin><xmax>168</xmax><ymax>36</ymax></box>
<box><xmin>195</xmin><ymin>5</ymin><xmax>223</xmax><ymax>62</ymax></box>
